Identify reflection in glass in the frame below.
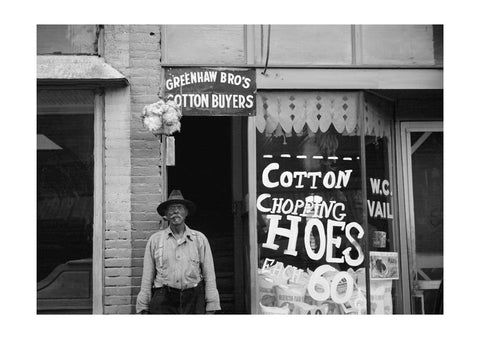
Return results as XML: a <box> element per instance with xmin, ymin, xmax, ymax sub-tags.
<box><xmin>363</xmin><ymin>93</ymin><xmax>401</xmax><ymax>314</ymax></box>
<box><xmin>411</xmin><ymin>131</ymin><xmax>443</xmax><ymax>314</ymax></box>
<box><xmin>365</xmin><ymin>135</ymin><xmax>398</xmax><ymax>314</ymax></box>
<box><xmin>37</xmin><ymin>90</ymin><xmax>94</xmax><ymax>282</ymax></box>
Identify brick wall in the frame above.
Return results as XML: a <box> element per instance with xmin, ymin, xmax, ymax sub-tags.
<box><xmin>103</xmin><ymin>25</ymin><xmax>163</xmax><ymax>314</ymax></box>
<box><xmin>104</xmin><ymin>86</ymin><xmax>132</xmax><ymax>314</ymax></box>
<box><xmin>129</xmin><ymin>25</ymin><xmax>163</xmax><ymax>314</ymax></box>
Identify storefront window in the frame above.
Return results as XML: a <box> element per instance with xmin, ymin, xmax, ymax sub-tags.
<box><xmin>255</xmin><ymin>92</ymin><xmax>368</xmax><ymax>314</ymax></box>
<box><xmin>363</xmin><ymin>93</ymin><xmax>401</xmax><ymax>314</ymax></box>
<box><xmin>254</xmin><ymin>91</ymin><xmax>401</xmax><ymax>314</ymax></box>
<box><xmin>37</xmin><ymin>90</ymin><xmax>94</xmax><ymax>283</ymax></box>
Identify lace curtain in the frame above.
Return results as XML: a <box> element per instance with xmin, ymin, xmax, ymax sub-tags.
<box><xmin>255</xmin><ymin>91</ymin><xmax>391</xmax><ymax>138</ymax></box>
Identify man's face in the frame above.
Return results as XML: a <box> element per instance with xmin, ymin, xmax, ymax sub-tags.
<box><xmin>166</xmin><ymin>203</ymin><xmax>188</xmax><ymax>226</ymax></box>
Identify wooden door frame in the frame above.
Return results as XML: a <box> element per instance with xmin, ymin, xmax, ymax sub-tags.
<box><xmin>231</xmin><ymin>117</ymin><xmax>248</xmax><ymax>313</ymax></box>
<box><xmin>92</xmin><ymin>90</ymin><xmax>105</xmax><ymax>314</ymax></box>
<box><xmin>397</xmin><ymin>121</ymin><xmax>443</xmax><ymax>314</ymax></box>
<box><xmin>247</xmin><ymin>116</ymin><xmax>258</xmax><ymax>314</ymax></box>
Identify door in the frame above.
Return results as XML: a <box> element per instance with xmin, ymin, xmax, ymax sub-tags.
<box><xmin>400</xmin><ymin>121</ymin><xmax>443</xmax><ymax>314</ymax></box>
<box><xmin>167</xmin><ymin>116</ymin><xmax>248</xmax><ymax>313</ymax></box>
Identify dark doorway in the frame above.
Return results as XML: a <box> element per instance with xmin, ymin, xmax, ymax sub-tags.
<box><xmin>167</xmin><ymin>116</ymin><xmax>248</xmax><ymax>314</ymax></box>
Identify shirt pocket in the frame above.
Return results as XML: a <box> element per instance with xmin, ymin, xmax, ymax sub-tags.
<box><xmin>186</xmin><ymin>258</ymin><xmax>201</xmax><ymax>280</ymax></box>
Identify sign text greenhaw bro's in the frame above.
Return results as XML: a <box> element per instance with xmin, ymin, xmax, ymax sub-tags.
<box><xmin>164</xmin><ymin>67</ymin><xmax>256</xmax><ymax>116</ymax></box>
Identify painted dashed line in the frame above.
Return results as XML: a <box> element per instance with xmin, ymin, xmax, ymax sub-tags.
<box><xmin>264</xmin><ymin>154</ymin><xmax>360</xmax><ymax>160</ymax></box>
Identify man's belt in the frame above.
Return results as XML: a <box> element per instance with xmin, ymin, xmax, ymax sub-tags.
<box><xmin>157</xmin><ymin>281</ymin><xmax>203</xmax><ymax>292</ymax></box>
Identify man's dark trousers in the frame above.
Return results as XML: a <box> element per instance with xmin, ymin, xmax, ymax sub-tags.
<box><xmin>149</xmin><ymin>282</ymin><xmax>206</xmax><ymax>314</ymax></box>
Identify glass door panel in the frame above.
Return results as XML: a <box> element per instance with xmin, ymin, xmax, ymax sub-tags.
<box><xmin>411</xmin><ymin>130</ymin><xmax>443</xmax><ymax>314</ymax></box>
<box><xmin>402</xmin><ymin>122</ymin><xmax>443</xmax><ymax>314</ymax></box>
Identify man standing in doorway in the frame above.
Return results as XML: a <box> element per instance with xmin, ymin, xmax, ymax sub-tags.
<box><xmin>136</xmin><ymin>190</ymin><xmax>221</xmax><ymax>314</ymax></box>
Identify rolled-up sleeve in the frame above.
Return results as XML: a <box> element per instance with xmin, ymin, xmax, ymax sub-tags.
<box><xmin>199</xmin><ymin>235</ymin><xmax>221</xmax><ymax>312</ymax></box>
<box><xmin>136</xmin><ymin>236</ymin><xmax>156</xmax><ymax>313</ymax></box>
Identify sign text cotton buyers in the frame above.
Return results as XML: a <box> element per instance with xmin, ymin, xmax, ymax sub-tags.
<box><xmin>164</xmin><ymin>67</ymin><xmax>256</xmax><ymax>116</ymax></box>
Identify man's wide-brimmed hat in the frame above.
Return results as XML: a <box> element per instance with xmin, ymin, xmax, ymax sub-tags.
<box><xmin>157</xmin><ymin>190</ymin><xmax>196</xmax><ymax>216</ymax></box>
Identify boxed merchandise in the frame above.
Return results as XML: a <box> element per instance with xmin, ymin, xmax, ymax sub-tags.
<box><xmin>292</xmin><ymin>302</ymin><xmax>325</xmax><ymax>315</ymax></box>
<box><xmin>258</xmin><ymin>272</ymin><xmax>276</xmax><ymax>307</ymax></box>
<box><xmin>259</xmin><ymin>302</ymin><xmax>290</xmax><ymax>315</ymax></box>
<box><xmin>274</xmin><ymin>283</ymin><xmax>306</xmax><ymax>314</ymax></box>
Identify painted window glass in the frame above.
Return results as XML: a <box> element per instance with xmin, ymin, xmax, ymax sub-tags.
<box><xmin>255</xmin><ymin>92</ymin><xmax>368</xmax><ymax>315</ymax></box>
<box><xmin>363</xmin><ymin>93</ymin><xmax>401</xmax><ymax>314</ymax></box>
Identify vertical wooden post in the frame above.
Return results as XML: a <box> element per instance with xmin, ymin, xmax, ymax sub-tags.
<box><xmin>386</xmin><ymin>101</ymin><xmax>405</xmax><ymax>313</ymax></box>
<box><xmin>351</xmin><ymin>25</ymin><xmax>363</xmax><ymax>65</ymax></box>
<box><xmin>247</xmin><ymin>116</ymin><xmax>258</xmax><ymax>314</ymax></box>
<box><xmin>245</xmin><ymin>25</ymin><xmax>256</xmax><ymax>65</ymax></box>
<box><xmin>158</xmin><ymin>57</ymin><xmax>168</xmax><ymax>229</ymax></box>
<box><xmin>245</xmin><ymin>24</ymin><xmax>259</xmax><ymax>315</ymax></box>
<box><xmin>93</xmin><ymin>89</ymin><xmax>105</xmax><ymax>314</ymax></box>
<box><xmin>159</xmin><ymin>134</ymin><xmax>168</xmax><ymax>229</ymax></box>
<box><xmin>395</xmin><ymin>121</ymin><xmax>413</xmax><ymax>314</ymax></box>
<box><xmin>232</xmin><ymin>118</ymin><xmax>241</xmax><ymax>313</ymax></box>
<box><xmin>359</xmin><ymin>91</ymin><xmax>372</xmax><ymax>314</ymax></box>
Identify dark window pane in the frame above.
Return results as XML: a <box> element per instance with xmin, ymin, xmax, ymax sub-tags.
<box><xmin>37</xmin><ymin>90</ymin><xmax>94</xmax><ymax>282</ymax></box>
<box><xmin>410</xmin><ymin>131</ymin><xmax>443</xmax><ymax>314</ymax></box>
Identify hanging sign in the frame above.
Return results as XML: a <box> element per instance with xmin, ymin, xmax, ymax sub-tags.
<box><xmin>164</xmin><ymin>67</ymin><xmax>256</xmax><ymax>116</ymax></box>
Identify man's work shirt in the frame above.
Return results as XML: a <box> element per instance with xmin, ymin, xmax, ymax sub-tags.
<box><xmin>136</xmin><ymin>225</ymin><xmax>221</xmax><ymax>313</ymax></box>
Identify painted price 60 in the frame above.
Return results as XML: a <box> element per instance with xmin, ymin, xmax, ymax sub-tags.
<box><xmin>307</xmin><ymin>265</ymin><xmax>354</xmax><ymax>304</ymax></box>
